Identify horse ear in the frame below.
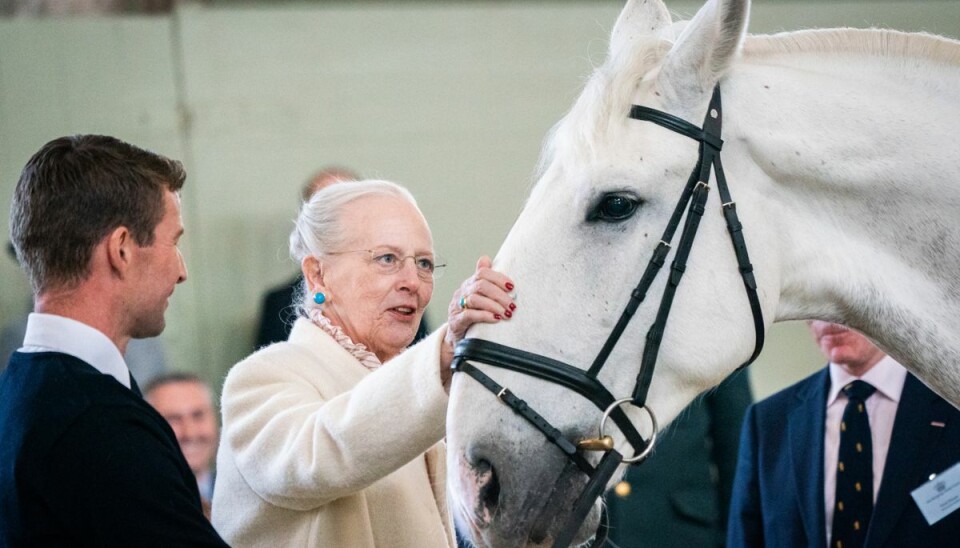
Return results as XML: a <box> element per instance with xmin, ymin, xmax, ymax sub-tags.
<box><xmin>609</xmin><ymin>0</ymin><xmax>672</xmax><ymax>58</ymax></box>
<box><xmin>657</xmin><ymin>0</ymin><xmax>750</xmax><ymax>108</ymax></box>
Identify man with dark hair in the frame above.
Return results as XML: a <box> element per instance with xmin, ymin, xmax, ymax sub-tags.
<box><xmin>2</xmin><ymin>240</ymin><xmax>171</xmax><ymax>384</ymax></box>
<box><xmin>0</xmin><ymin>135</ymin><xmax>227</xmax><ymax>546</ymax></box>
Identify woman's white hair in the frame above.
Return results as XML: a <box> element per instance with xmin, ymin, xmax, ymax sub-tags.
<box><xmin>289</xmin><ymin>179</ymin><xmax>422</xmax><ymax>311</ymax></box>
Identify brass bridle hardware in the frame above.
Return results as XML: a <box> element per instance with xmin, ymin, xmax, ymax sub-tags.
<box><xmin>576</xmin><ymin>435</ymin><xmax>615</xmax><ymax>452</ymax></box>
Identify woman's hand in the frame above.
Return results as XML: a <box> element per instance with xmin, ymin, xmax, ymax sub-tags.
<box><xmin>440</xmin><ymin>256</ymin><xmax>516</xmax><ymax>390</ymax></box>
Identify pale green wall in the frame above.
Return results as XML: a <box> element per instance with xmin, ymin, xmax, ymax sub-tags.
<box><xmin>2</xmin><ymin>1</ymin><xmax>958</xmax><ymax>398</ymax></box>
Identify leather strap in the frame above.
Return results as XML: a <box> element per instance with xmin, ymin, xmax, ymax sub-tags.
<box><xmin>587</xmin><ymin>162</ymin><xmax>701</xmax><ymax>378</ymax></box>
<box><xmin>552</xmin><ymin>451</ymin><xmax>622</xmax><ymax>548</ymax></box>
<box><xmin>628</xmin><ymin>86</ymin><xmax>765</xmax><ymax>404</ymax></box>
<box><xmin>629</xmin><ymin>104</ymin><xmax>723</xmax><ymax>150</ymax></box>
<box><xmin>633</xmin><ymin>175</ymin><xmax>711</xmax><ymax>403</ymax></box>
<box><xmin>453</xmin><ymin>343</ymin><xmax>649</xmax><ymax>470</ymax></box>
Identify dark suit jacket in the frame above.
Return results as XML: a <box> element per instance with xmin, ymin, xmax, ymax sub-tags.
<box><xmin>0</xmin><ymin>351</ymin><xmax>227</xmax><ymax>547</ymax></box>
<box><xmin>255</xmin><ymin>275</ymin><xmax>302</xmax><ymax>349</ymax></box>
<box><xmin>727</xmin><ymin>369</ymin><xmax>960</xmax><ymax>548</ymax></box>
<box><xmin>606</xmin><ymin>371</ymin><xmax>752</xmax><ymax>547</ymax></box>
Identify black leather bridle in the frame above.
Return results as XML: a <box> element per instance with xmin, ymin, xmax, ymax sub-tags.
<box><xmin>452</xmin><ymin>85</ymin><xmax>765</xmax><ymax>547</ymax></box>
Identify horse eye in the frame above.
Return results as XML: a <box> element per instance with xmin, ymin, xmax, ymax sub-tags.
<box><xmin>589</xmin><ymin>194</ymin><xmax>641</xmax><ymax>222</ymax></box>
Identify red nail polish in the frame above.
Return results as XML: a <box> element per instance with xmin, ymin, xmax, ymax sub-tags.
<box><xmin>494</xmin><ymin>314</ymin><xmax>502</xmax><ymax>320</ymax></box>
<box><xmin>506</xmin><ymin>282</ymin><xmax>515</xmax><ymax>291</ymax></box>
<box><xmin>504</xmin><ymin>310</ymin><xmax>512</xmax><ymax>318</ymax></box>
<box><xmin>509</xmin><ymin>303</ymin><xmax>516</xmax><ymax>311</ymax></box>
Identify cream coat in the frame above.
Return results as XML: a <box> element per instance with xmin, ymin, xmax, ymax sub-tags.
<box><xmin>211</xmin><ymin>318</ymin><xmax>454</xmax><ymax>547</ymax></box>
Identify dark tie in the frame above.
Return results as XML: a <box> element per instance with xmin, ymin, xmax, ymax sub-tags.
<box><xmin>831</xmin><ymin>380</ymin><xmax>877</xmax><ymax>548</ymax></box>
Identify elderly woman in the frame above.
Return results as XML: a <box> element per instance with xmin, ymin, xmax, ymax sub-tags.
<box><xmin>211</xmin><ymin>180</ymin><xmax>514</xmax><ymax>547</ymax></box>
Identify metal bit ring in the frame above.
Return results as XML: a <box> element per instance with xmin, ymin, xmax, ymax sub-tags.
<box><xmin>598</xmin><ymin>398</ymin><xmax>658</xmax><ymax>464</ymax></box>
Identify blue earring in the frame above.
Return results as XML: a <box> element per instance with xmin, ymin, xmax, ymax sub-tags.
<box><xmin>313</xmin><ymin>291</ymin><xmax>326</xmax><ymax>305</ymax></box>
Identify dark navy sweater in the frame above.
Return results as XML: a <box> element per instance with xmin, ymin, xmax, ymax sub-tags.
<box><xmin>0</xmin><ymin>351</ymin><xmax>228</xmax><ymax>547</ymax></box>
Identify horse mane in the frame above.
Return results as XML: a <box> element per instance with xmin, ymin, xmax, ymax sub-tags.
<box><xmin>535</xmin><ymin>35</ymin><xmax>671</xmax><ymax>182</ymax></box>
<box><xmin>743</xmin><ymin>28</ymin><xmax>960</xmax><ymax>67</ymax></box>
<box><xmin>536</xmin><ymin>27</ymin><xmax>960</xmax><ymax>186</ymax></box>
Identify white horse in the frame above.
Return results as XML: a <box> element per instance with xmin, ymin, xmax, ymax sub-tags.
<box><xmin>446</xmin><ymin>0</ymin><xmax>960</xmax><ymax>545</ymax></box>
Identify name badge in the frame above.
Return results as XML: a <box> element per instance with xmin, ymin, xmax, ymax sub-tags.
<box><xmin>911</xmin><ymin>461</ymin><xmax>960</xmax><ymax>525</ymax></box>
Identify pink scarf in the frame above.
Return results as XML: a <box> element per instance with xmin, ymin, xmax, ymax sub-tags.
<box><xmin>307</xmin><ymin>309</ymin><xmax>382</xmax><ymax>371</ymax></box>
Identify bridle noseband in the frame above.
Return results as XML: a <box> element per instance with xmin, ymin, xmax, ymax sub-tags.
<box><xmin>452</xmin><ymin>85</ymin><xmax>765</xmax><ymax>547</ymax></box>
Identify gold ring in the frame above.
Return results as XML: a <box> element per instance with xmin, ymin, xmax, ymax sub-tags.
<box><xmin>459</xmin><ymin>295</ymin><xmax>469</xmax><ymax>310</ymax></box>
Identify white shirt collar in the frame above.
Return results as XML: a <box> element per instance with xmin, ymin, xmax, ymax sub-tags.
<box><xmin>827</xmin><ymin>354</ymin><xmax>907</xmax><ymax>406</ymax></box>
<box><xmin>21</xmin><ymin>312</ymin><xmax>131</xmax><ymax>389</ymax></box>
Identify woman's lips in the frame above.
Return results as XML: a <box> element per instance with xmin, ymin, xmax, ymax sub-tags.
<box><xmin>387</xmin><ymin>306</ymin><xmax>417</xmax><ymax>320</ymax></box>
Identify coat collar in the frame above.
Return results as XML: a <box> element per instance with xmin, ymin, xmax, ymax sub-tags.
<box><xmin>789</xmin><ymin>369</ymin><xmax>830</xmax><ymax>548</ymax></box>
<box><xmin>865</xmin><ymin>374</ymin><xmax>944</xmax><ymax>547</ymax></box>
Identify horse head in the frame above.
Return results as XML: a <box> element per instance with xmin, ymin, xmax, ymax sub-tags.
<box><xmin>447</xmin><ymin>0</ymin><xmax>779</xmax><ymax>545</ymax></box>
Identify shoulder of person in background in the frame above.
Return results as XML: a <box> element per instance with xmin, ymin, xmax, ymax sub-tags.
<box><xmin>255</xmin><ymin>275</ymin><xmax>301</xmax><ymax>350</ymax></box>
<box><xmin>605</xmin><ymin>370</ymin><xmax>752</xmax><ymax>548</ymax></box>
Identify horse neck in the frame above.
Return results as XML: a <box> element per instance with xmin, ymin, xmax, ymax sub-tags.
<box><xmin>723</xmin><ymin>40</ymin><xmax>960</xmax><ymax>401</ymax></box>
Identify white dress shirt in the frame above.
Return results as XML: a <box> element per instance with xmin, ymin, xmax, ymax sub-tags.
<box><xmin>19</xmin><ymin>312</ymin><xmax>131</xmax><ymax>389</ymax></box>
<box><xmin>824</xmin><ymin>356</ymin><xmax>907</xmax><ymax>544</ymax></box>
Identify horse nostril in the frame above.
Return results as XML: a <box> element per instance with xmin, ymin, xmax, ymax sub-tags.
<box><xmin>474</xmin><ymin>458</ymin><xmax>501</xmax><ymax>513</ymax></box>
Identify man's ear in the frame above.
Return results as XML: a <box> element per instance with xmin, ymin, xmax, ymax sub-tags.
<box><xmin>301</xmin><ymin>255</ymin><xmax>325</xmax><ymax>293</ymax></box>
<box><xmin>105</xmin><ymin>226</ymin><xmax>133</xmax><ymax>277</ymax></box>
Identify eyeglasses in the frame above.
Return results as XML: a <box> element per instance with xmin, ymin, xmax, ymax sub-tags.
<box><xmin>327</xmin><ymin>247</ymin><xmax>446</xmax><ymax>282</ymax></box>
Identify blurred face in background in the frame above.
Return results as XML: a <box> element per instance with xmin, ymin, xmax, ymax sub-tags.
<box><xmin>808</xmin><ymin>321</ymin><xmax>886</xmax><ymax>376</ymax></box>
<box><xmin>147</xmin><ymin>380</ymin><xmax>218</xmax><ymax>475</ymax></box>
